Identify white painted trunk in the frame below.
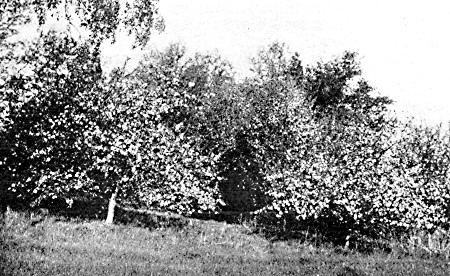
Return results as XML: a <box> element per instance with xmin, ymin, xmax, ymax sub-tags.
<box><xmin>105</xmin><ymin>186</ymin><xmax>119</xmax><ymax>224</ymax></box>
<box><xmin>0</xmin><ymin>205</ymin><xmax>10</xmax><ymax>225</ymax></box>
<box><xmin>345</xmin><ymin>235</ymin><xmax>351</xmax><ymax>249</ymax></box>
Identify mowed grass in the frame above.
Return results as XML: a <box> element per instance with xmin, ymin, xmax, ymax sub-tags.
<box><xmin>0</xmin><ymin>210</ymin><xmax>449</xmax><ymax>276</ymax></box>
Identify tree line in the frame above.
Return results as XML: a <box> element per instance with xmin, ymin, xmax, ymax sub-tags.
<box><xmin>2</xmin><ymin>0</ymin><xmax>450</xmax><ymax>245</ymax></box>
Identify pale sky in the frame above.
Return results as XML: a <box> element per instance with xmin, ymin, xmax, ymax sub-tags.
<box><xmin>22</xmin><ymin>0</ymin><xmax>450</xmax><ymax>125</ymax></box>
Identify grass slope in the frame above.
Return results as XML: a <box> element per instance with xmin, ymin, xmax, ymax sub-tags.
<box><xmin>0</xmin><ymin>210</ymin><xmax>449</xmax><ymax>276</ymax></box>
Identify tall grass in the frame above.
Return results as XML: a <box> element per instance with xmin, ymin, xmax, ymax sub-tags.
<box><xmin>1</xmin><ymin>208</ymin><xmax>449</xmax><ymax>275</ymax></box>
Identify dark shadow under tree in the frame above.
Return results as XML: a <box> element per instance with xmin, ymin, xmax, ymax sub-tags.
<box><xmin>217</xmin><ymin>132</ymin><xmax>267</xmax><ymax>214</ymax></box>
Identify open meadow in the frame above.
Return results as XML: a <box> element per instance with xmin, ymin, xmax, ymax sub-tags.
<box><xmin>1</xmin><ymin>209</ymin><xmax>449</xmax><ymax>276</ymax></box>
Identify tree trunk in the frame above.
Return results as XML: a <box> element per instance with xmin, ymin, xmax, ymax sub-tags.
<box><xmin>105</xmin><ymin>185</ymin><xmax>119</xmax><ymax>224</ymax></box>
<box><xmin>0</xmin><ymin>183</ymin><xmax>8</xmax><ymax>224</ymax></box>
<box><xmin>0</xmin><ymin>204</ymin><xmax>6</xmax><ymax>225</ymax></box>
<box><xmin>0</xmin><ymin>205</ymin><xmax>10</xmax><ymax>226</ymax></box>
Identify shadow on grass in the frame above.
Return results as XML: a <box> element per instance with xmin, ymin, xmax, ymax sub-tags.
<box><xmin>193</xmin><ymin>210</ymin><xmax>396</xmax><ymax>255</ymax></box>
<box><xmin>6</xmin><ymin>197</ymin><xmax>190</xmax><ymax>231</ymax></box>
<box><xmin>0</xmin><ymin>197</ymin><xmax>401</xmax><ymax>255</ymax></box>
<box><xmin>114</xmin><ymin>207</ymin><xmax>189</xmax><ymax>230</ymax></box>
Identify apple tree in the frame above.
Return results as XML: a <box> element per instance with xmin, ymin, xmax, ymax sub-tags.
<box><xmin>0</xmin><ymin>31</ymin><xmax>104</xmax><ymax>210</ymax></box>
<box><xmin>98</xmin><ymin>44</ymin><xmax>236</xmax><ymax>220</ymax></box>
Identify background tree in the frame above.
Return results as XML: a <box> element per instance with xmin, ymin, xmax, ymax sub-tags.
<box><xmin>297</xmin><ymin>52</ymin><xmax>392</xmax><ymax>124</ymax></box>
<box><xmin>211</xmin><ymin>42</ymin><xmax>304</xmax><ymax>214</ymax></box>
<box><xmin>1</xmin><ymin>0</ymin><xmax>164</xmax><ymax>46</ymax></box>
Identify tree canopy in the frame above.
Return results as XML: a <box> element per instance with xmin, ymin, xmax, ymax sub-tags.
<box><xmin>1</xmin><ymin>2</ymin><xmax>450</xmax><ymax>247</ymax></box>
<box><xmin>1</xmin><ymin>0</ymin><xmax>164</xmax><ymax>46</ymax></box>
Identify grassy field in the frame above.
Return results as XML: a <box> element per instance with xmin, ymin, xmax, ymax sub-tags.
<box><xmin>0</xmin><ymin>209</ymin><xmax>449</xmax><ymax>276</ymax></box>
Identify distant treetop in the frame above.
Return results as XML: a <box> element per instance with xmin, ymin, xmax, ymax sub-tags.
<box><xmin>1</xmin><ymin>0</ymin><xmax>164</xmax><ymax>47</ymax></box>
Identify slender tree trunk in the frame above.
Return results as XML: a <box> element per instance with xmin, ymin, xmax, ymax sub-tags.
<box><xmin>0</xmin><ymin>205</ymin><xmax>10</xmax><ymax>226</ymax></box>
<box><xmin>0</xmin><ymin>204</ymin><xmax>6</xmax><ymax>225</ymax></box>
<box><xmin>105</xmin><ymin>185</ymin><xmax>119</xmax><ymax>224</ymax></box>
<box><xmin>345</xmin><ymin>234</ymin><xmax>351</xmax><ymax>250</ymax></box>
<box><xmin>0</xmin><ymin>182</ymin><xmax>8</xmax><ymax>225</ymax></box>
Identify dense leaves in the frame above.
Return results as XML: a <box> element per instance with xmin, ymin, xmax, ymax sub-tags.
<box><xmin>2</xmin><ymin>7</ymin><xmax>450</xmax><ymax>244</ymax></box>
<box><xmin>96</xmin><ymin>45</ymin><xmax>235</xmax><ymax>213</ymax></box>
<box><xmin>1</xmin><ymin>32</ymin><xmax>103</xmax><ymax>207</ymax></box>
